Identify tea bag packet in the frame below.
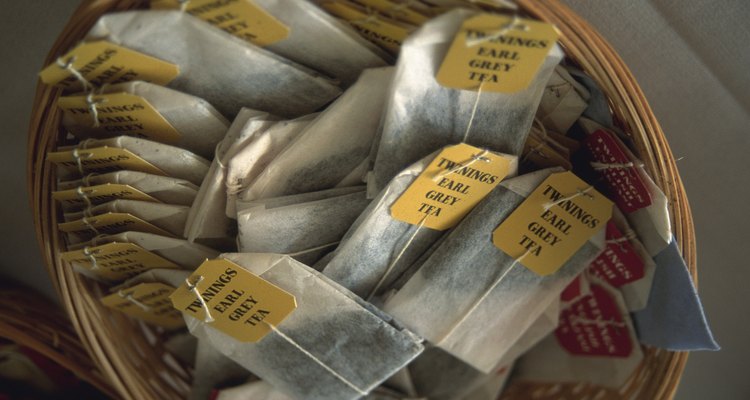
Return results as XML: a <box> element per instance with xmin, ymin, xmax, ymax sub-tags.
<box><xmin>324</xmin><ymin>146</ymin><xmax>517</xmax><ymax>299</ymax></box>
<box><xmin>536</xmin><ymin>65</ymin><xmax>591</xmax><ymax>134</ymax></box>
<box><xmin>383</xmin><ymin>168</ymin><xmax>610</xmax><ymax>372</ymax></box>
<box><xmin>59</xmin><ymin>81</ymin><xmax>229</xmax><ymax>159</ymax></box>
<box><xmin>48</xmin><ymin>136</ymin><xmax>210</xmax><ymax>185</ymax></box>
<box><xmin>578</xmin><ymin>118</ymin><xmax>671</xmax><ymax>256</ymax></box>
<box><xmin>174</xmin><ymin>254</ymin><xmax>424</xmax><ymax>400</ymax></box>
<box><xmin>60</xmin><ymin>199</ymin><xmax>188</xmax><ymax>244</ymax></box>
<box><xmin>237</xmin><ymin>188</ymin><xmax>370</xmax><ymax>265</ymax></box>
<box><xmin>516</xmin><ymin>276</ymin><xmax>643</xmax><ymax>388</ymax></box>
<box><xmin>370</xmin><ymin>9</ymin><xmax>564</xmax><ymax>191</ymax></box>
<box><xmin>83</xmin><ymin>10</ymin><xmax>342</xmax><ymax>117</ymax></box>
<box><xmin>240</xmin><ymin>67</ymin><xmax>394</xmax><ymax>201</ymax></box>
<box><xmin>225</xmin><ymin>115</ymin><xmax>317</xmax><ymax>218</ymax></box>
<box><xmin>55</xmin><ymin>170</ymin><xmax>198</xmax><ymax>211</ymax></box>
<box><xmin>184</xmin><ymin>109</ymin><xmax>276</xmax><ymax>248</ymax></box>
<box><xmin>67</xmin><ymin>231</ymin><xmax>218</xmax><ymax>269</ymax></box>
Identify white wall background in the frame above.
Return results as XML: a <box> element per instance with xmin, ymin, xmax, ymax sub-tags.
<box><xmin>1</xmin><ymin>0</ymin><xmax>747</xmax><ymax>398</ymax></box>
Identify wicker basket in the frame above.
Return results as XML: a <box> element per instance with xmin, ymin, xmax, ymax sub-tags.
<box><xmin>27</xmin><ymin>1</ymin><xmax>695</xmax><ymax>399</ymax></box>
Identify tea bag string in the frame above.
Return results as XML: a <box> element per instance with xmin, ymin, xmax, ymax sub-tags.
<box><xmin>366</xmin><ymin>214</ymin><xmax>429</xmax><ymax>301</ymax></box>
<box><xmin>468</xmin><ymin>0</ymin><xmax>518</xmax><ymax>11</ymax></box>
<box><xmin>82</xmin><ymin>216</ymin><xmax>100</xmax><ymax>236</ymax></box>
<box><xmin>466</xmin><ymin>14</ymin><xmax>528</xmax><ymax>47</ymax></box>
<box><xmin>118</xmin><ymin>290</ymin><xmax>151</xmax><ymax>311</ymax></box>
<box><xmin>461</xmin><ymin>83</ymin><xmax>484</xmax><ymax>143</ymax></box>
<box><xmin>433</xmin><ymin>149</ymin><xmax>491</xmax><ymax>182</ymax></box>
<box><xmin>76</xmin><ymin>186</ymin><xmax>93</xmax><ymax>210</ymax></box>
<box><xmin>56</xmin><ymin>55</ymin><xmax>92</xmax><ymax>92</ymax></box>
<box><xmin>264</xmin><ymin>322</ymin><xmax>369</xmax><ymax>396</ymax></box>
<box><xmin>543</xmin><ymin>186</ymin><xmax>594</xmax><ymax>212</ymax></box>
<box><xmin>436</xmin><ymin>249</ymin><xmax>532</xmax><ymax>345</ymax></box>
<box><xmin>72</xmin><ymin>148</ymin><xmax>93</xmax><ymax>176</ymax></box>
<box><xmin>590</xmin><ymin>161</ymin><xmax>644</xmax><ymax>171</ymax></box>
<box><xmin>178</xmin><ymin>0</ymin><xmax>191</xmax><ymax>12</ymax></box>
<box><xmin>185</xmin><ymin>276</ymin><xmax>214</xmax><ymax>323</ymax></box>
<box><xmin>82</xmin><ymin>246</ymin><xmax>100</xmax><ymax>271</ymax></box>
<box><xmin>352</xmin><ymin>6</ymin><xmax>380</xmax><ymax>25</ymax></box>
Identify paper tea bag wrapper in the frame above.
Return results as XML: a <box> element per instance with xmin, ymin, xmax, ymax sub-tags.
<box><xmin>384</xmin><ymin>168</ymin><xmax>606</xmax><ymax>372</ymax></box>
<box><xmin>536</xmin><ymin>65</ymin><xmax>591</xmax><ymax>134</ymax></box>
<box><xmin>240</xmin><ymin>67</ymin><xmax>394</xmax><ymax>201</ymax></box>
<box><xmin>55</xmin><ymin>170</ymin><xmax>198</xmax><ymax>211</ymax></box>
<box><xmin>370</xmin><ymin>10</ymin><xmax>564</xmax><ymax>192</ymax></box>
<box><xmin>184</xmin><ymin>109</ymin><xmax>275</xmax><ymax>249</ymax></box>
<box><xmin>181</xmin><ymin>253</ymin><xmax>424</xmax><ymax>400</ymax></box>
<box><xmin>60</xmin><ymin>199</ymin><xmax>188</xmax><ymax>244</ymax></box>
<box><xmin>48</xmin><ymin>136</ymin><xmax>210</xmax><ymax>185</ymax></box>
<box><xmin>579</xmin><ymin>118</ymin><xmax>671</xmax><ymax>256</ymax></box>
<box><xmin>68</xmin><ymin>231</ymin><xmax>218</xmax><ymax>269</ymax></box>
<box><xmin>59</xmin><ymin>81</ymin><xmax>229</xmax><ymax>159</ymax></box>
<box><xmin>85</xmin><ymin>10</ymin><xmax>342</xmax><ymax>118</ymax></box>
<box><xmin>225</xmin><ymin>115</ymin><xmax>316</xmax><ymax>218</ymax></box>
<box><xmin>516</xmin><ymin>276</ymin><xmax>643</xmax><ymax>388</ymax></box>
<box><xmin>238</xmin><ymin>188</ymin><xmax>370</xmax><ymax>265</ymax></box>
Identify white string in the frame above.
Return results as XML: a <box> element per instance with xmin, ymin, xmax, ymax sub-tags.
<box><xmin>82</xmin><ymin>246</ymin><xmax>100</xmax><ymax>270</ymax></box>
<box><xmin>178</xmin><ymin>0</ymin><xmax>191</xmax><ymax>12</ymax></box>
<box><xmin>86</xmin><ymin>92</ymin><xmax>106</xmax><ymax>128</ymax></box>
<box><xmin>266</xmin><ymin>323</ymin><xmax>369</xmax><ymax>396</ymax></box>
<box><xmin>185</xmin><ymin>276</ymin><xmax>214</xmax><ymax>323</ymax></box>
<box><xmin>366</xmin><ymin>215</ymin><xmax>428</xmax><ymax>301</ymax></box>
<box><xmin>72</xmin><ymin>148</ymin><xmax>91</xmax><ymax>176</ymax></box>
<box><xmin>437</xmin><ymin>250</ymin><xmax>532</xmax><ymax>345</ymax></box>
<box><xmin>543</xmin><ymin>186</ymin><xmax>594</xmax><ymax>211</ymax></box>
<box><xmin>568</xmin><ymin>315</ymin><xmax>626</xmax><ymax>330</ymax></box>
<box><xmin>466</xmin><ymin>14</ymin><xmax>528</xmax><ymax>47</ymax></box>
<box><xmin>590</xmin><ymin>161</ymin><xmax>643</xmax><ymax>171</ymax></box>
<box><xmin>433</xmin><ymin>149</ymin><xmax>491</xmax><ymax>182</ymax></box>
<box><xmin>56</xmin><ymin>56</ymin><xmax>92</xmax><ymax>91</ymax></box>
<box><xmin>353</xmin><ymin>7</ymin><xmax>379</xmax><ymax>25</ymax></box>
<box><xmin>82</xmin><ymin>173</ymin><xmax>97</xmax><ymax>187</ymax></box>
<box><xmin>119</xmin><ymin>290</ymin><xmax>151</xmax><ymax>312</ymax></box>
<box><xmin>82</xmin><ymin>217</ymin><xmax>100</xmax><ymax>236</ymax></box>
<box><xmin>468</xmin><ymin>0</ymin><xmax>518</xmax><ymax>10</ymax></box>
<box><xmin>76</xmin><ymin>186</ymin><xmax>93</xmax><ymax>209</ymax></box>
<box><xmin>461</xmin><ymin>83</ymin><xmax>484</xmax><ymax>142</ymax></box>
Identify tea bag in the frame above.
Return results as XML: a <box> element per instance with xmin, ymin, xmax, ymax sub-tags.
<box><xmin>237</xmin><ymin>188</ymin><xmax>370</xmax><ymax>265</ymax></box>
<box><xmin>184</xmin><ymin>253</ymin><xmax>424</xmax><ymax>400</ymax></box>
<box><xmin>370</xmin><ymin>9</ymin><xmax>564</xmax><ymax>191</ymax></box>
<box><xmin>240</xmin><ymin>67</ymin><xmax>394</xmax><ymax>201</ymax></box>
<box><xmin>119</xmin><ymin>267</ymin><xmax>190</xmax><ymax>288</ymax></box>
<box><xmin>190</xmin><ymin>341</ymin><xmax>253</xmax><ymax>400</ymax></box>
<box><xmin>536</xmin><ymin>65</ymin><xmax>591</xmax><ymax>134</ymax></box>
<box><xmin>516</xmin><ymin>277</ymin><xmax>643</xmax><ymax>388</ymax></box>
<box><xmin>323</xmin><ymin>150</ymin><xmax>518</xmax><ymax>299</ymax></box>
<box><xmin>163</xmin><ymin>332</ymin><xmax>198</xmax><ymax>366</ymax></box>
<box><xmin>225</xmin><ymin>115</ymin><xmax>317</xmax><ymax>218</ymax></box>
<box><xmin>86</xmin><ymin>10</ymin><xmax>342</xmax><ymax>117</ymax></box>
<box><xmin>61</xmin><ymin>199</ymin><xmax>188</xmax><ymax>244</ymax></box>
<box><xmin>50</xmin><ymin>136</ymin><xmax>210</xmax><ymax>185</ymax></box>
<box><xmin>61</xmin><ymin>81</ymin><xmax>229</xmax><ymax>159</ymax></box>
<box><xmin>67</xmin><ymin>231</ymin><xmax>218</xmax><ymax>269</ymax></box>
<box><xmin>383</xmin><ymin>168</ymin><xmax>605</xmax><ymax>372</ymax></box>
<box><xmin>213</xmin><ymin>380</ymin><xmax>292</xmax><ymax>400</ymax></box>
<box><xmin>56</xmin><ymin>170</ymin><xmax>198</xmax><ymax>210</ymax></box>
<box><xmin>184</xmin><ymin>109</ymin><xmax>275</xmax><ymax>249</ymax></box>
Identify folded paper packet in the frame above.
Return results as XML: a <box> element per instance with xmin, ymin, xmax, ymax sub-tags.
<box><xmin>536</xmin><ymin>65</ymin><xmax>591</xmax><ymax>134</ymax></box>
<box><xmin>369</xmin><ymin>9</ymin><xmax>564</xmax><ymax>192</ymax></box>
<box><xmin>323</xmin><ymin>150</ymin><xmax>518</xmax><ymax>299</ymax></box>
<box><xmin>567</xmin><ymin>68</ymin><xmax>614</xmax><ymax>128</ymax></box>
<box><xmin>253</xmin><ymin>0</ymin><xmax>389</xmax><ymax>85</ymax></box>
<box><xmin>56</xmin><ymin>170</ymin><xmax>198</xmax><ymax>209</ymax></box>
<box><xmin>225</xmin><ymin>115</ymin><xmax>317</xmax><ymax>218</ymax></box>
<box><xmin>238</xmin><ymin>187</ymin><xmax>370</xmax><ymax>266</ymax></box>
<box><xmin>184</xmin><ymin>109</ymin><xmax>277</xmax><ymax>249</ymax></box>
<box><xmin>86</xmin><ymin>10</ymin><xmax>342</xmax><ymax>117</ymax></box>
<box><xmin>62</xmin><ymin>81</ymin><xmax>229</xmax><ymax>159</ymax></box>
<box><xmin>240</xmin><ymin>67</ymin><xmax>394</xmax><ymax>201</ymax></box>
<box><xmin>67</xmin><ymin>231</ymin><xmax>218</xmax><ymax>269</ymax></box>
<box><xmin>51</xmin><ymin>136</ymin><xmax>210</xmax><ymax>185</ymax></box>
<box><xmin>62</xmin><ymin>199</ymin><xmax>188</xmax><ymax>244</ymax></box>
<box><xmin>516</xmin><ymin>276</ymin><xmax>643</xmax><ymax>388</ymax></box>
<box><xmin>185</xmin><ymin>253</ymin><xmax>424</xmax><ymax>400</ymax></box>
<box><xmin>383</xmin><ymin>168</ymin><xmax>605</xmax><ymax>373</ymax></box>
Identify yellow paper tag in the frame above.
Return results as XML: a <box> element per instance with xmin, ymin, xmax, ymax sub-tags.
<box><xmin>151</xmin><ymin>0</ymin><xmax>290</xmax><ymax>47</ymax></box>
<box><xmin>53</xmin><ymin>183</ymin><xmax>159</xmax><ymax>208</ymax></box>
<box><xmin>102</xmin><ymin>283</ymin><xmax>185</xmax><ymax>329</ymax></box>
<box><xmin>39</xmin><ymin>41</ymin><xmax>180</xmax><ymax>90</ymax></box>
<box><xmin>437</xmin><ymin>14</ymin><xmax>558</xmax><ymax>92</ymax></box>
<box><xmin>58</xmin><ymin>212</ymin><xmax>174</xmax><ymax>240</ymax></box>
<box><xmin>391</xmin><ymin>143</ymin><xmax>511</xmax><ymax>230</ymax></box>
<box><xmin>58</xmin><ymin>93</ymin><xmax>181</xmax><ymax>143</ymax></box>
<box><xmin>492</xmin><ymin>171</ymin><xmax>612</xmax><ymax>276</ymax></box>
<box><xmin>355</xmin><ymin>0</ymin><xmax>429</xmax><ymax>25</ymax></box>
<box><xmin>170</xmin><ymin>259</ymin><xmax>297</xmax><ymax>342</ymax></box>
<box><xmin>47</xmin><ymin>146</ymin><xmax>166</xmax><ymax>176</ymax></box>
<box><xmin>61</xmin><ymin>242</ymin><xmax>179</xmax><ymax>281</ymax></box>
<box><xmin>321</xmin><ymin>1</ymin><xmax>411</xmax><ymax>54</ymax></box>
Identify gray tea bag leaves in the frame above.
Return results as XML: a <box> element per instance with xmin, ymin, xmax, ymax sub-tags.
<box><xmin>240</xmin><ymin>67</ymin><xmax>394</xmax><ymax>201</ymax></box>
<box><xmin>370</xmin><ymin>9</ymin><xmax>563</xmax><ymax>192</ymax></box>
<box><xmin>237</xmin><ymin>188</ymin><xmax>370</xmax><ymax>265</ymax></box>
<box><xmin>255</xmin><ymin>0</ymin><xmax>389</xmax><ymax>85</ymax></box>
<box><xmin>62</xmin><ymin>81</ymin><xmax>229</xmax><ymax>159</ymax></box>
<box><xmin>383</xmin><ymin>168</ymin><xmax>604</xmax><ymax>373</ymax></box>
<box><xmin>86</xmin><ymin>10</ymin><xmax>342</xmax><ymax>118</ymax></box>
<box><xmin>57</xmin><ymin>170</ymin><xmax>199</xmax><ymax>210</ymax></box>
<box><xmin>184</xmin><ymin>109</ymin><xmax>275</xmax><ymax>249</ymax></box>
<box><xmin>225</xmin><ymin>115</ymin><xmax>317</xmax><ymax>218</ymax></box>
<box><xmin>186</xmin><ymin>253</ymin><xmax>424</xmax><ymax>400</ymax></box>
